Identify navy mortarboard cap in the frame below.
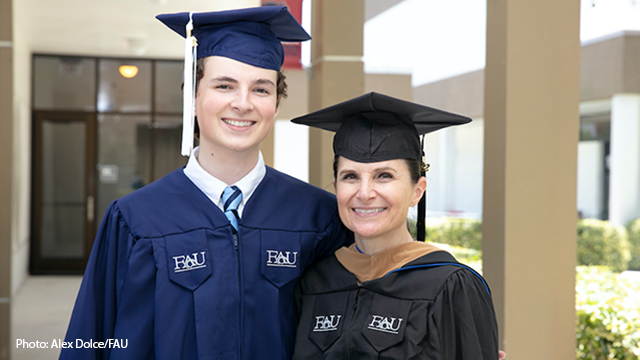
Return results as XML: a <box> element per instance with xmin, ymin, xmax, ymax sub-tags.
<box><xmin>156</xmin><ymin>6</ymin><xmax>310</xmax><ymax>71</ymax></box>
<box><xmin>291</xmin><ymin>92</ymin><xmax>472</xmax><ymax>163</ymax></box>
<box><xmin>292</xmin><ymin>92</ymin><xmax>471</xmax><ymax>243</ymax></box>
<box><xmin>156</xmin><ymin>6</ymin><xmax>311</xmax><ymax>156</ymax></box>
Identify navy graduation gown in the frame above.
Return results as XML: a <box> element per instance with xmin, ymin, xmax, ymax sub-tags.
<box><xmin>60</xmin><ymin>167</ymin><xmax>349</xmax><ymax>360</ymax></box>
<box><xmin>292</xmin><ymin>251</ymin><xmax>499</xmax><ymax>359</ymax></box>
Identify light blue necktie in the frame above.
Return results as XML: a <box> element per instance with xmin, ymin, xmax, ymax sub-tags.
<box><xmin>222</xmin><ymin>186</ymin><xmax>242</xmax><ymax>233</ymax></box>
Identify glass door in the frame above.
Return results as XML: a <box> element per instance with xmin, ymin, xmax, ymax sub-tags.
<box><xmin>31</xmin><ymin>111</ymin><xmax>97</xmax><ymax>273</ymax></box>
<box><xmin>31</xmin><ymin>54</ymin><xmax>186</xmax><ymax>274</ymax></box>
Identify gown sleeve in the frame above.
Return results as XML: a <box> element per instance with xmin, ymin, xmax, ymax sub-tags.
<box><xmin>431</xmin><ymin>268</ymin><xmax>499</xmax><ymax>360</ymax></box>
<box><xmin>311</xmin><ymin>209</ymin><xmax>353</xmax><ymax>263</ymax></box>
<box><xmin>59</xmin><ymin>202</ymin><xmax>135</xmax><ymax>360</ymax></box>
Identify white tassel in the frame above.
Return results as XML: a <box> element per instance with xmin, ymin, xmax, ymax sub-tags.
<box><xmin>181</xmin><ymin>12</ymin><xmax>197</xmax><ymax>157</ymax></box>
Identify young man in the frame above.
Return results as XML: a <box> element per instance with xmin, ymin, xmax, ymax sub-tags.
<box><xmin>59</xmin><ymin>7</ymin><xmax>349</xmax><ymax>360</ymax></box>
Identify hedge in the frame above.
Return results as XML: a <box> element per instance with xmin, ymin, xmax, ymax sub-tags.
<box><xmin>626</xmin><ymin>218</ymin><xmax>640</xmax><ymax>271</ymax></box>
<box><xmin>576</xmin><ymin>266</ymin><xmax>640</xmax><ymax>359</ymax></box>
<box><xmin>411</xmin><ymin>217</ymin><xmax>632</xmax><ymax>272</ymax></box>
<box><xmin>408</xmin><ymin>217</ymin><xmax>482</xmax><ymax>250</ymax></box>
<box><xmin>578</xmin><ymin>219</ymin><xmax>631</xmax><ymax>272</ymax></box>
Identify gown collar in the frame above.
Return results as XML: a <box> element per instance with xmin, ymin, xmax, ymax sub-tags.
<box><xmin>335</xmin><ymin>241</ymin><xmax>443</xmax><ymax>283</ymax></box>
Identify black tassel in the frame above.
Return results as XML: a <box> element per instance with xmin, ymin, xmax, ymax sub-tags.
<box><xmin>417</xmin><ymin>135</ymin><xmax>426</xmax><ymax>242</ymax></box>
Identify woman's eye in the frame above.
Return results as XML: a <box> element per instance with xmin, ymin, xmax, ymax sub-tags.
<box><xmin>341</xmin><ymin>173</ymin><xmax>357</xmax><ymax>181</ymax></box>
<box><xmin>378</xmin><ymin>172</ymin><xmax>394</xmax><ymax>180</ymax></box>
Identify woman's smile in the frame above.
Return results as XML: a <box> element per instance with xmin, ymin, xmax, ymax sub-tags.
<box><xmin>352</xmin><ymin>207</ymin><xmax>387</xmax><ymax>215</ymax></box>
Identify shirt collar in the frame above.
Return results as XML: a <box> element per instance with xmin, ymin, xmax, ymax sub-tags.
<box><xmin>183</xmin><ymin>146</ymin><xmax>266</xmax><ymax>215</ymax></box>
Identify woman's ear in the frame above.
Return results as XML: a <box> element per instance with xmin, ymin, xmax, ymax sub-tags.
<box><xmin>411</xmin><ymin>176</ymin><xmax>427</xmax><ymax>207</ymax></box>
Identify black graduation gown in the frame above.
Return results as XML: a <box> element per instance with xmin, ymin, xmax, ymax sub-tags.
<box><xmin>293</xmin><ymin>250</ymin><xmax>499</xmax><ymax>359</ymax></box>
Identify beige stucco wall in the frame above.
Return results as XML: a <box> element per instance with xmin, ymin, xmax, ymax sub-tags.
<box><xmin>364</xmin><ymin>73</ymin><xmax>412</xmax><ymax>101</ymax></box>
<box><xmin>413</xmin><ymin>70</ymin><xmax>484</xmax><ymax>118</ymax></box>
<box><xmin>11</xmin><ymin>0</ymin><xmax>32</xmax><ymax>297</ymax></box>
<box><xmin>1</xmin><ymin>0</ymin><xmax>13</xmax><ymax>357</ymax></box>
<box><xmin>414</xmin><ymin>32</ymin><xmax>640</xmax><ymax>118</ymax></box>
<box><xmin>278</xmin><ymin>69</ymin><xmax>310</xmax><ymax>120</ymax></box>
<box><xmin>581</xmin><ymin>31</ymin><xmax>640</xmax><ymax>101</ymax></box>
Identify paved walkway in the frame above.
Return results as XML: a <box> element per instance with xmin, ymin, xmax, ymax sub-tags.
<box><xmin>11</xmin><ymin>276</ymin><xmax>82</xmax><ymax>360</ymax></box>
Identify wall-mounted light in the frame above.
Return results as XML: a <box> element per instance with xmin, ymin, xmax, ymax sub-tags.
<box><xmin>119</xmin><ymin>65</ymin><xmax>139</xmax><ymax>78</ymax></box>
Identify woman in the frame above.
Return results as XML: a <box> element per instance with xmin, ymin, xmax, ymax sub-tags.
<box><xmin>291</xmin><ymin>92</ymin><xmax>499</xmax><ymax>359</ymax></box>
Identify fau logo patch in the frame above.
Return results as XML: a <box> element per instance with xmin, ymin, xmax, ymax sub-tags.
<box><xmin>313</xmin><ymin>315</ymin><xmax>342</xmax><ymax>332</ymax></box>
<box><xmin>367</xmin><ymin>315</ymin><xmax>404</xmax><ymax>334</ymax></box>
<box><xmin>172</xmin><ymin>251</ymin><xmax>207</xmax><ymax>273</ymax></box>
<box><xmin>266</xmin><ymin>250</ymin><xmax>298</xmax><ymax>268</ymax></box>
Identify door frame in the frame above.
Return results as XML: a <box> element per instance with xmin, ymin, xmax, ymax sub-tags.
<box><xmin>30</xmin><ymin>110</ymin><xmax>97</xmax><ymax>274</ymax></box>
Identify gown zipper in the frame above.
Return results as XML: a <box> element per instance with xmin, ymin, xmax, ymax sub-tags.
<box><xmin>345</xmin><ymin>287</ymin><xmax>362</xmax><ymax>359</ymax></box>
<box><xmin>234</xmin><ymin>231</ymin><xmax>242</xmax><ymax>359</ymax></box>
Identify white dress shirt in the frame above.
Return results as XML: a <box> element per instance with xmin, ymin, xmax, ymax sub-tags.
<box><xmin>183</xmin><ymin>146</ymin><xmax>266</xmax><ymax>217</ymax></box>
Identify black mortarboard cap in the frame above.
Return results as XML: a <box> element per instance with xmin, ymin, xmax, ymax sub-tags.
<box><xmin>156</xmin><ymin>6</ymin><xmax>311</xmax><ymax>71</ymax></box>
<box><xmin>291</xmin><ymin>92</ymin><xmax>472</xmax><ymax>163</ymax></box>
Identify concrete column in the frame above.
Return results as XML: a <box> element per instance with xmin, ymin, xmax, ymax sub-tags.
<box><xmin>483</xmin><ymin>0</ymin><xmax>580</xmax><ymax>358</ymax></box>
<box><xmin>609</xmin><ymin>93</ymin><xmax>640</xmax><ymax>225</ymax></box>
<box><xmin>261</xmin><ymin>129</ymin><xmax>275</xmax><ymax>167</ymax></box>
<box><xmin>0</xmin><ymin>0</ymin><xmax>12</xmax><ymax>357</ymax></box>
<box><xmin>307</xmin><ymin>0</ymin><xmax>364</xmax><ymax>189</ymax></box>
<box><xmin>438</xmin><ymin>128</ymin><xmax>456</xmax><ymax>213</ymax></box>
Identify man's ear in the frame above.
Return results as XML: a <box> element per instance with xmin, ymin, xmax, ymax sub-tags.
<box><xmin>193</xmin><ymin>89</ymin><xmax>198</xmax><ymax>117</ymax></box>
<box><xmin>275</xmin><ymin>95</ymin><xmax>282</xmax><ymax>115</ymax></box>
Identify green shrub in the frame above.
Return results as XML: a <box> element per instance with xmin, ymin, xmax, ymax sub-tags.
<box><xmin>626</xmin><ymin>218</ymin><xmax>640</xmax><ymax>271</ymax></box>
<box><xmin>407</xmin><ymin>218</ymin><xmax>418</xmax><ymax>238</ymax></box>
<box><xmin>412</xmin><ymin>217</ymin><xmax>482</xmax><ymax>250</ymax></box>
<box><xmin>412</xmin><ymin>217</ymin><xmax>632</xmax><ymax>272</ymax></box>
<box><xmin>576</xmin><ymin>266</ymin><xmax>640</xmax><ymax>359</ymax></box>
<box><xmin>430</xmin><ymin>242</ymin><xmax>483</xmax><ymax>273</ymax></box>
<box><xmin>577</xmin><ymin>219</ymin><xmax>631</xmax><ymax>272</ymax></box>
<box><xmin>576</xmin><ymin>310</ymin><xmax>638</xmax><ymax>360</ymax></box>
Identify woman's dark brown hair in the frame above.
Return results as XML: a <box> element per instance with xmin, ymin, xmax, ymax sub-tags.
<box><xmin>332</xmin><ymin>155</ymin><xmax>421</xmax><ymax>184</ymax></box>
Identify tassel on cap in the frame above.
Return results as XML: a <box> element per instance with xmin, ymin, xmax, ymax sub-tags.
<box><xmin>417</xmin><ymin>135</ymin><xmax>427</xmax><ymax>242</ymax></box>
<box><xmin>181</xmin><ymin>12</ymin><xmax>197</xmax><ymax>157</ymax></box>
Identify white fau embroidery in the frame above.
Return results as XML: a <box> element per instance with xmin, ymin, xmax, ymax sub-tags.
<box><xmin>266</xmin><ymin>250</ymin><xmax>298</xmax><ymax>268</ymax></box>
<box><xmin>172</xmin><ymin>251</ymin><xmax>207</xmax><ymax>273</ymax></box>
<box><xmin>313</xmin><ymin>315</ymin><xmax>342</xmax><ymax>332</ymax></box>
<box><xmin>367</xmin><ymin>315</ymin><xmax>404</xmax><ymax>334</ymax></box>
